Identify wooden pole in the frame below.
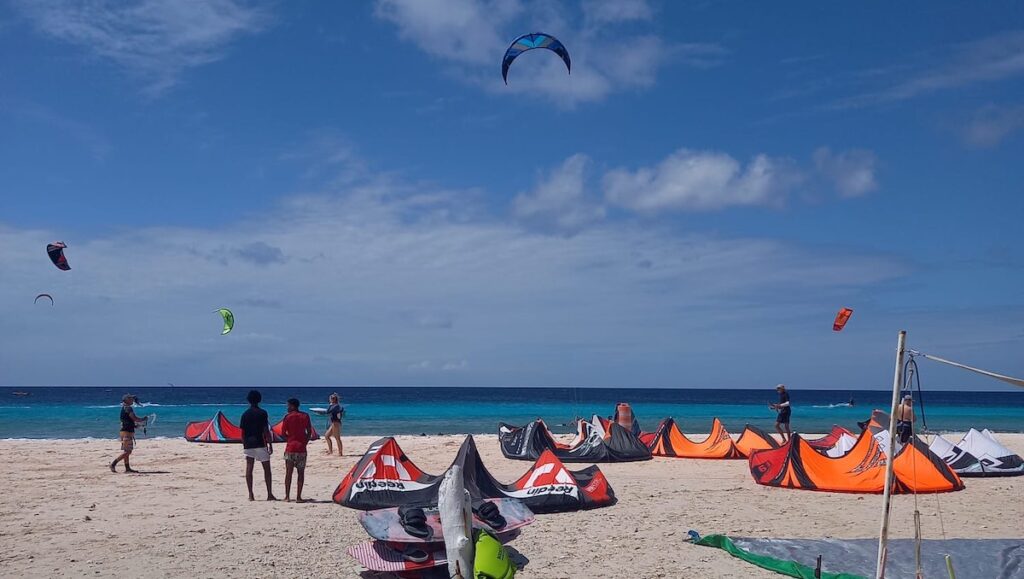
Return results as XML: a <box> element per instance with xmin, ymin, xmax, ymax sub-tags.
<box><xmin>875</xmin><ymin>330</ymin><xmax>906</xmax><ymax>579</ymax></box>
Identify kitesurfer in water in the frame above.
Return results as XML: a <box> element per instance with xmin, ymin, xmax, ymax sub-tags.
<box><xmin>240</xmin><ymin>390</ymin><xmax>276</xmax><ymax>501</ymax></box>
<box><xmin>281</xmin><ymin>398</ymin><xmax>313</xmax><ymax>503</ymax></box>
<box><xmin>324</xmin><ymin>393</ymin><xmax>345</xmax><ymax>456</ymax></box>
<box><xmin>770</xmin><ymin>384</ymin><xmax>792</xmax><ymax>443</ymax></box>
<box><xmin>110</xmin><ymin>394</ymin><xmax>149</xmax><ymax>473</ymax></box>
<box><xmin>896</xmin><ymin>394</ymin><xmax>915</xmax><ymax>444</ymax></box>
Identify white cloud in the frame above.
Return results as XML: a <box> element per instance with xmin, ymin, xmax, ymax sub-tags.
<box><xmin>833</xmin><ymin>30</ymin><xmax>1024</xmax><ymax>109</ymax></box>
<box><xmin>373</xmin><ymin>0</ymin><xmax>721</xmax><ymax>105</ymax></box>
<box><xmin>813</xmin><ymin>147</ymin><xmax>878</xmax><ymax>198</ymax></box>
<box><xmin>14</xmin><ymin>0</ymin><xmax>269</xmax><ymax>93</ymax></box>
<box><xmin>513</xmin><ymin>154</ymin><xmax>605</xmax><ymax>233</ymax></box>
<box><xmin>581</xmin><ymin>0</ymin><xmax>653</xmax><ymax>26</ymax></box>
<box><xmin>374</xmin><ymin>0</ymin><xmax>517</xmax><ymax>66</ymax></box>
<box><xmin>0</xmin><ymin>164</ymin><xmax>906</xmax><ymax>386</ymax></box>
<box><xmin>603</xmin><ymin>149</ymin><xmax>802</xmax><ymax>212</ymax></box>
<box><xmin>961</xmin><ymin>103</ymin><xmax>1024</xmax><ymax>148</ymax></box>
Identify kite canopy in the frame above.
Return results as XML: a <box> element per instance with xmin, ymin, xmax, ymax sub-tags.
<box><xmin>502</xmin><ymin>32</ymin><xmax>571</xmax><ymax>83</ymax></box>
<box><xmin>34</xmin><ymin>293</ymin><xmax>54</xmax><ymax>305</ymax></box>
<box><xmin>748</xmin><ymin>429</ymin><xmax>963</xmax><ymax>494</ymax></box>
<box><xmin>498</xmin><ymin>418</ymin><xmax>651</xmax><ymax>462</ymax></box>
<box><xmin>735</xmin><ymin>425</ymin><xmax>780</xmax><ymax>458</ymax></box>
<box><xmin>833</xmin><ymin>307</ymin><xmax>853</xmax><ymax>331</ymax></box>
<box><xmin>334</xmin><ymin>435</ymin><xmax>615</xmax><ymax>513</ymax></box>
<box><xmin>184</xmin><ymin>411</ymin><xmax>243</xmax><ymax>443</ymax></box>
<box><xmin>694</xmin><ymin>534</ymin><xmax>1024</xmax><ymax>579</ymax></box>
<box><xmin>215</xmin><ymin>308</ymin><xmax>234</xmax><ymax>335</ymax></box>
<box><xmin>47</xmin><ymin>242</ymin><xmax>70</xmax><ymax>271</ymax></box>
<box><xmin>804</xmin><ymin>425</ymin><xmax>856</xmax><ymax>456</ymax></box>
<box><xmin>645</xmin><ymin>418</ymin><xmax>743</xmax><ymax>459</ymax></box>
<box><xmin>929</xmin><ymin>429</ymin><xmax>1024</xmax><ymax>477</ymax></box>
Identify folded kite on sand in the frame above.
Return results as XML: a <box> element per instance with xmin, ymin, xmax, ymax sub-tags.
<box><xmin>184</xmin><ymin>410</ymin><xmax>320</xmax><ymax>443</ymax></box>
<box><xmin>498</xmin><ymin>418</ymin><xmax>651</xmax><ymax>462</ymax></box>
<box><xmin>747</xmin><ymin>428</ymin><xmax>963</xmax><ymax>494</ymax></box>
<box><xmin>644</xmin><ymin>418</ymin><xmax>743</xmax><ymax>459</ymax></box>
<box><xmin>334</xmin><ymin>435</ymin><xmax>616</xmax><ymax>513</ymax></box>
<box><xmin>929</xmin><ymin>428</ymin><xmax>1024</xmax><ymax>477</ymax></box>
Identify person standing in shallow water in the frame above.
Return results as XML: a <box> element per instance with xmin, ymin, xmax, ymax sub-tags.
<box><xmin>770</xmin><ymin>384</ymin><xmax>792</xmax><ymax>443</ymax></box>
<box><xmin>240</xmin><ymin>390</ymin><xmax>276</xmax><ymax>501</ymax></box>
<box><xmin>111</xmin><ymin>394</ymin><xmax>149</xmax><ymax>473</ymax></box>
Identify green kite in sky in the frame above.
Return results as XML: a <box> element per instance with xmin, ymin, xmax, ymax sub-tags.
<box><xmin>215</xmin><ymin>308</ymin><xmax>234</xmax><ymax>335</ymax></box>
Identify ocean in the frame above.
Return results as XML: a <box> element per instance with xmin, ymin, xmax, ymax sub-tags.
<box><xmin>2</xmin><ymin>387</ymin><xmax>1023</xmax><ymax>440</ymax></box>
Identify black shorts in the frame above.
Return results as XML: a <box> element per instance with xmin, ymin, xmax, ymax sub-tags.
<box><xmin>896</xmin><ymin>420</ymin><xmax>912</xmax><ymax>443</ymax></box>
<box><xmin>776</xmin><ymin>411</ymin><xmax>791</xmax><ymax>425</ymax></box>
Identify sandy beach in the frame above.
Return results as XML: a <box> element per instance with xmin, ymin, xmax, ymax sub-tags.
<box><xmin>0</xmin><ymin>433</ymin><xmax>1020</xmax><ymax>578</ymax></box>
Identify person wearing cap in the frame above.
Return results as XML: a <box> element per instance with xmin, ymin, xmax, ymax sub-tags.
<box><xmin>110</xmin><ymin>394</ymin><xmax>149</xmax><ymax>473</ymax></box>
<box><xmin>896</xmin><ymin>394</ymin><xmax>915</xmax><ymax>443</ymax></box>
<box><xmin>769</xmin><ymin>384</ymin><xmax>792</xmax><ymax>442</ymax></box>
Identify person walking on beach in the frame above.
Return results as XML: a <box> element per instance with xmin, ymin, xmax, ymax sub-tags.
<box><xmin>281</xmin><ymin>398</ymin><xmax>313</xmax><ymax>503</ymax></box>
<box><xmin>324</xmin><ymin>392</ymin><xmax>345</xmax><ymax>456</ymax></box>
<box><xmin>770</xmin><ymin>384</ymin><xmax>792</xmax><ymax>443</ymax></box>
<box><xmin>110</xmin><ymin>394</ymin><xmax>149</xmax><ymax>473</ymax></box>
<box><xmin>896</xmin><ymin>394</ymin><xmax>915</xmax><ymax>444</ymax></box>
<box><xmin>240</xmin><ymin>390</ymin><xmax>276</xmax><ymax>501</ymax></box>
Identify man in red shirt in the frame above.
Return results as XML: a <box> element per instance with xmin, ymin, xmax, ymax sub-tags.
<box><xmin>281</xmin><ymin>398</ymin><xmax>313</xmax><ymax>503</ymax></box>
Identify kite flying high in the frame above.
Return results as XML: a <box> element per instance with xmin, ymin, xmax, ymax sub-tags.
<box><xmin>47</xmin><ymin>242</ymin><xmax>70</xmax><ymax>271</ymax></box>
<box><xmin>502</xmin><ymin>32</ymin><xmax>570</xmax><ymax>84</ymax></box>
<box><xmin>215</xmin><ymin>308</ymin><xmax>234</xmax><ymax>335</ymax></box>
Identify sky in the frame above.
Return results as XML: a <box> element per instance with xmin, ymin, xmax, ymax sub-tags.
<box><xmin>1</xmin><ymin>1</ymin><xmax>1022</xmax><ymax>390</ymax></box>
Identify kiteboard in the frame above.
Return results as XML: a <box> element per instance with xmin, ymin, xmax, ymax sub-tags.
<box><xmin>358</xmin><ymin>499</ymin><xmax>533</xmax><ymax>543</ymax></box>
<box><xmin>347</xmin><ymin>540</ymin><xmax>448</xmax><ymax>573</ymax></box>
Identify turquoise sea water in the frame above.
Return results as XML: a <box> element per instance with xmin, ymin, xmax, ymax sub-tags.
<box><xmin>2</xmin><ymin>387</ymin><xmax>1022</xmax><ymax>440</ymax></box>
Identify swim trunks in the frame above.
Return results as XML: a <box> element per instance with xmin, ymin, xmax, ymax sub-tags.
<box><xmin>243</xmin><ymin>447</ymin><xmax>271</xmax><ymax>462</ymax></box>
<box><xmin>119</xmin><ymin>432</ymin><xmax>135</xmax><ymax>451</ymax></box>
<box><xmin>284</xmin><ymin>452</ymin><xmax>307</xmax><ymax>469</ymax></box>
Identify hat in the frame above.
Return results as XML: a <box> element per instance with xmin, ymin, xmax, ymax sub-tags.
<box><xmin>903</xmin><ymin>394</ymin><xmax>912</xmax><ymax>400</ymax></box>
<box><xmin>122</xmin><ymin>393</ymin><xmax>137</xmax><ymax>403</ymax></box>
<box><xmin>775</xmin><ymin>384</ymin><xmax>785</xmax><ymax>390</ymax></box>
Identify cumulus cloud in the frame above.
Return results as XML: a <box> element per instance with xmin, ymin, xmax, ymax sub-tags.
<box><xmin>813</xmin><ymin>148</ymin><xmax>878</xmax><ymax>198</ymax></box>
<box><xmin>513</xmin><ymin>154</ymin><xmax>605</xmax><ymax>233</ymax></box>
<box><xmin>373</xmin><ymin>0</ymin><xmax>722</xmax><ymax>105</ymax></box>
<box><xmin>961</xmin><ymin>103</ymin><xmax>1024</xmax><ymax>148</ymax></box>
<box><xmin>13</xmin><ymin>0</ymin><xmax>269</xmax><ymax>93</ymax></box>
<box><xmin>603</xmin><ymin>149</ymin><xmax>802</xmax><ymax>212</ymax></box>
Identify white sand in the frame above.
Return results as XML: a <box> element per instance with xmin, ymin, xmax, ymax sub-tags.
<box><xmin>0</xmin><ymin>433</ymin><xmax>1021</xmax><ymax>578</ymax></box>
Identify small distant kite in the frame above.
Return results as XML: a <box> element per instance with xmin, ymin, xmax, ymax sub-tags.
<box><xmin>34</xmin><ymin>293</ymin><xmax>54</xmax><ymax>305</ymax></box>
<box><xmin>47</xmin><ymin>242</ymin><xmax>70</xmax><ymax>271</ymax></box>
<box><xmin>215</xmin><ymin>308</ymin><xmax>234</xmax><ymax>335</ymax></box>
<box><xmin>833</xmin><ymin>307</ymin><xmax>853</xmax><ymax>332</ymax></box>
<box><xmin>502</xmin><ymin>32</ymin><xmax>571</xmax><ymax>84</ymax></box>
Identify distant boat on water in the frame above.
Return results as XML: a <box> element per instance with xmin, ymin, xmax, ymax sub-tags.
<box><xmin>12</xmin><ymin>391</ymin><xmax>30</xmax><ymax>397</ymax></box>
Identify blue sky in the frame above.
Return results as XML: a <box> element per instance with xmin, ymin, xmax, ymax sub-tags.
<box><xmin>1</xmin><ymin>1</ymin><xmax>1022</xmax><ymax>389</ymax></box>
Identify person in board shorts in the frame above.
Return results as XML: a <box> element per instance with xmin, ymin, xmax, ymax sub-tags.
<box><xmin>110</xmin><ymin>394</ymin><xmax>150</xmax><ymax>473</ymax></box>
<box><xmin>240</xmin><ymin>390</ymin><xmax>276</xmax><ymax>501</ymax></box>
<box><xmin>896</xmin><ymin>394</ymin><xmax>915</xmax><ymax>444</ymax></box>
<box><xmin>324</xmin><ymin>392</ymin><xmax>344</xmax><ymax>456</ymax></box>
<box><xmin>281</xmin><ymin>398</ymin><xmax>313</xmax><ymax>503</ymax></box>
<box><xmin>770</xmin><ymin>384</ymin><xmax>792</xmax><ymax>443</ymax></box>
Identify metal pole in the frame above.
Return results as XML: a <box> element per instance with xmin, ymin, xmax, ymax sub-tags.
<box><xmin>876</xmin><ymin>330</ymin><xmax>906</xmax><ymax>579</ymax></box>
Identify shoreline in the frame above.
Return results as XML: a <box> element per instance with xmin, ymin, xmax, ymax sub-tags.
<box><xmin>1</xmin><ymin>434</ymin><xmax>1021</xmax><ymax>578</ymax></box>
